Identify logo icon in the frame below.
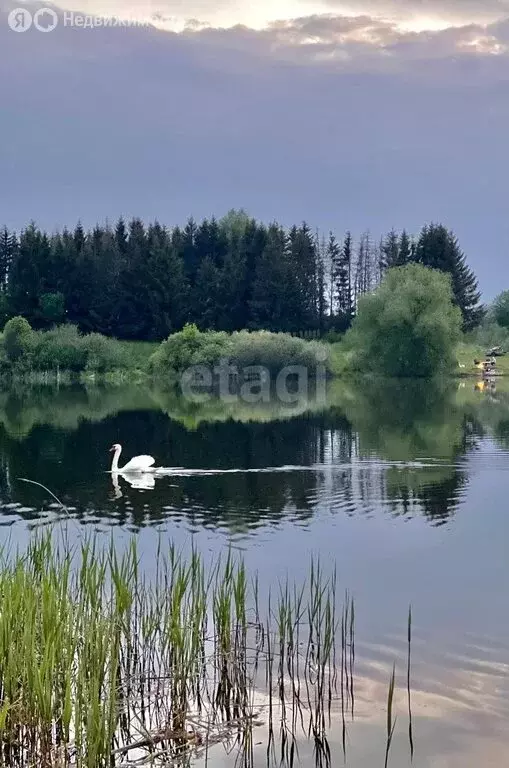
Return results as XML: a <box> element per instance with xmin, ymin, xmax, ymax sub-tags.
<box><xmin>34</xmin><ymin>8</ymin><xmax>58</xmax><ymax>32</ymax></box>
<box><xmin>8</xmin><ymin>8</ymin><xmax>32</xmax><ymax>32</ymax></box>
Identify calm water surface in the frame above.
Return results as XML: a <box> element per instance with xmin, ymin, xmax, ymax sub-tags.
<box><xmin>0</xmin><ymin>377</ymin><xmax>508</xmax><ymax>767</ymax></box>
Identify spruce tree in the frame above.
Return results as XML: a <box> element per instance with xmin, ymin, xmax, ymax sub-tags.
<box><xmin>73</xmin><ymin>222</ymin><xmax>86</xmax><ymax>255</ymax></box>
<box><xmin>382</xmin><ymin>229</ymin><xmax>400</xmax><ymax>269</ymax></box>
<box><xmin>338</xmin><ymin>232</ymin><xmax>353</xmax><ymax>326</ymax></box>
<box><xmin>175</xmin><ymin>218</ymin><xmax>199</xmax><ymax>286</ymax></box>
<box><xmin>115</xmin><ymin>218</ymin><xmax>128</xmax><ymax>256</ymax></box>
<box><xmin>361</xmin><ymin>232</ymin><xmax>375</xmax><ymax>293</ymax></box>
<box><xmin>315</xmin><ymin>230</ymin><xmax>326</xmax><ymax>334</ymax></box>
<box><xmin>68</xmin><ymin>230</ymin><xmax>101</xmax><ymax>332</ymax></box>
<box><xmin>91</xmin><ymin>225</ymin><xmax>122</xmax><ymax>335</ymax></box>
<box><xmin>8</xmin><ymin>223</ymin><xmax>50</xmax><ymax>323</ymax></box>
<box><xmin>115</xmin><ymin>218</ymin><xmax>150</xmax><ymax>338</ymax></box>
<box><xmin>399</xmin><ymin>230</ymin><xmax>411</xmax><ymax>265</ymax></box>
<box><xmin>327</xmin><ymin>232</ymin><xmax>341</xmax><ymax>316</ymax></box>
<box><xmin>194</xmin><ymin>256</ymin><xmax>221</xmax><ymax>329</ymax></box>
<box><xmin>216</xmin><ymin>217</ymin><xmax>266</xmax><ymax>332</ymax></box>
<box><xmin>195</xmin><ymin>218</ymin><xmax>228</xmax><ymax>270</ymax></box>
<box><xmin>415</xmin><ymin>223</ymin><xmax>484</xmax><ymax>330</ymax></box>
<box><xmin>287</xmin><ymin>222</ymin><xmax>319</xmax><ymax>331</ymax></box>
<box><xmin>250</xmin><ymin>223</ymin><xmax>288</xmax><ymax>331</ymax></box>
<box><xmin>241</xmin><ymin>220</ymin><xmax>267</xmax><ymax>328</ymax></box>
<box><xmin>0</xmin><ymin>227</ymin><xmax>17</xmax><ymax>291</ymax></box>
<box><xmin>354</xmin><ymin>235</ymin><xmax>365</xmax><ymax>306</ymax></box>
<box><xmin>146</xmin><ymin>222</ymin><xmax>188</xmax><ymax>337</ymax></box>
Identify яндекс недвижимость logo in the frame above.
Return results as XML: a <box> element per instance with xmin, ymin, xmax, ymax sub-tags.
<box><xmin>7</xmin><ymin>7</ymin><xmax>151</xmax><ymax>31</ymax></box>
<box><xmin>8</xmin><ymin>7</ymin><xmax>59</xmax><ymax>32</ymax></box>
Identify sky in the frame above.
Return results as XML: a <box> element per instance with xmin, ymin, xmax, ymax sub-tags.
<box><xmin>0</xmin><ymin>0</ymin><xmax>508</xmax><ymax>297</ymax></box>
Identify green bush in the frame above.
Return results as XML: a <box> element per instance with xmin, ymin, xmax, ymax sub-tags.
<box><xmin>149</xmin><ymin>324</ymin><xmax>329</xmax><ymax>376</ymax></box>
<box><xmin>39</xmin><ymin>292</ymin><xmax>66</xmax><ymax>326</ymax></box>
<box><xmin>81</xmin><ymin>333</ymin><xmax>128</xmax><ymax>373</ymax></box>
<box><xmin>493</xmin><ymin>290</ymin><xmax>509</xmax><ymax>330</ymax></box>
<box><xmin>1</xmin><ymin>321</ymin><xmax>129</xmax><ymax>375</ymax></box>
<box><xmin>3</xmin><ymin>316</ymin><xmax>34</xmax><ymax>364</ymax></box>
<box><xmin>148</xmin><ymin>324</ymin><xmax>231</xmax><ymax>374</ymax></box>
<box><xmin>31</xmin><ymin>325</ymin><xmax>87</xmax><ymax>371</ymax></box>
<box><xmin>469</xmin><ymin>318</ymin><xmax>509</xmax><ymax>349</ymax></box>
<box><xmin>229</xmin><ymin>330</ymin><xmax>328</xmax><ymax>373</ymax></box>
<box><xmin>322</xmin><ymin>330</ymin><xmax>344</xmax><ymax>344</ymax></box>
<box><xmin>347</xmin><ymin>264</ymin><xmax>462</xmax><ymax>378</ymax></box>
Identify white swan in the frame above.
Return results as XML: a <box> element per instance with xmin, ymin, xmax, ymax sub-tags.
<box><xmin>110</xmin><ymin>443</ymin><xmax>156</xmax><ymax>473</ymax></box>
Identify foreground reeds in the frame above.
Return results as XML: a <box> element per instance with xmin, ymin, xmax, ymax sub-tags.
<box><xmin>0</xmin><ymin>533</ymin><xmax>411</xmax><ymax>767</ymax></box>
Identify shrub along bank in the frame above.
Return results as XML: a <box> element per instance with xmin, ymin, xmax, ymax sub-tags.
<box><xmin>0</xmin><ymin>317</ymin><xmax>129</xmax><ymax>375</ymax></box>
<box><xmin>147</xmin><ymin>323</ymin><xmax>330</xmax><ymax>377</ymax></box>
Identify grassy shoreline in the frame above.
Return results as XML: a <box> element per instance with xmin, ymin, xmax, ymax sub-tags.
<box><xmin>454</xmin><ymin>342</ymin><xmax>509</xmax><ymax>377</ymax></box>
<box><xmin>1</xmin><ymin>318</ymin><xmax>507</xmax><ymax>382</ymax></box>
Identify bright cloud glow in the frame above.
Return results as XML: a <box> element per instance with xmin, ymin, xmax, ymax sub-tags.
<box><xmin>49</xmin><ymin>0</ymin><xmax>327</xmax><ymax>30</ymax></box>
<box><xmin>48</xmin><ymin>0</ymin><xmax>509</xmax><ymax>33</ymax></box>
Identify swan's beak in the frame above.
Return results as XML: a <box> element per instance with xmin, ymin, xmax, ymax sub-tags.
<box><xmin>109</xmin><ymin>445</ymin><xmax>115</xmax><ymax>452</ymax></box>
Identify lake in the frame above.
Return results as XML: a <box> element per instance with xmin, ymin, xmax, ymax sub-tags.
<box><xmin>0</xmin><ymin>376</ymin><xmax>508</xmax><ymax>767</ymax></box>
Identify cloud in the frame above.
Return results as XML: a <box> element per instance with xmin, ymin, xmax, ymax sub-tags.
<box><xmin>177</xmin><ymin>12</ymin><xmax>509</xmax><ymax>76</ymax></box>
<box><xmin>8</xmin><ymin>0</ymin><xmax>509</xmax><ymax>32</ymax></box>
<box><xmin>313</xmin><ymin>0</ymin><xmax>509</xmax><ymax>27</ymax></box>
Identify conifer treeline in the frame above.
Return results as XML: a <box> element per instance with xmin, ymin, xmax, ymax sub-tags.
<box><xmin>0</xmin><ymin>211</ymin><xmax>483</xmax><ymax>340</ymax></box>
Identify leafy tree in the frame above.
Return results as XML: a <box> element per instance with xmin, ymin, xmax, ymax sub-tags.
<box><xmin>219</xmin><ymin>208</ymin><xmax>251</xmax><ymax>240</ymax></box>
<box><xmin>39</xmin><ymin>292</ymin><xmax>66</xmax><ymax>326</ymax></box>
<box><xmin>493</xmin><ymin>290</ymin><xmax>509</xmax><ymax>329</ymax></box>
<box><xmin>415</xmin><ymin>224</ymin><xmax>484</xmax><ymax>330</ymax></box>
<box><xmin>349</xmin><ymin>263</ymin><xmax>462</xmax><ymax>377</ymax></box>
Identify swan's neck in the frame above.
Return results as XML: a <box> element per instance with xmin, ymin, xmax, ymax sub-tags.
<box><xmin>111</xmin><ymin>446</ymin><xmax>122</xmax><ymax>472</ymax></box>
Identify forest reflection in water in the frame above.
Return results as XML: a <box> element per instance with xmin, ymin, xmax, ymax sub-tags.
<box><xmin>0</xmin><ymin>376</ymin><xmax>503</xmax><ymax>531</ymax></box>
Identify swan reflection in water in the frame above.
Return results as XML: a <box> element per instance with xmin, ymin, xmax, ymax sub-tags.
<box><xmin>111</xmin><ymin>471</ymin><xmax>156</xmax><ymax>499</ymax></box>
